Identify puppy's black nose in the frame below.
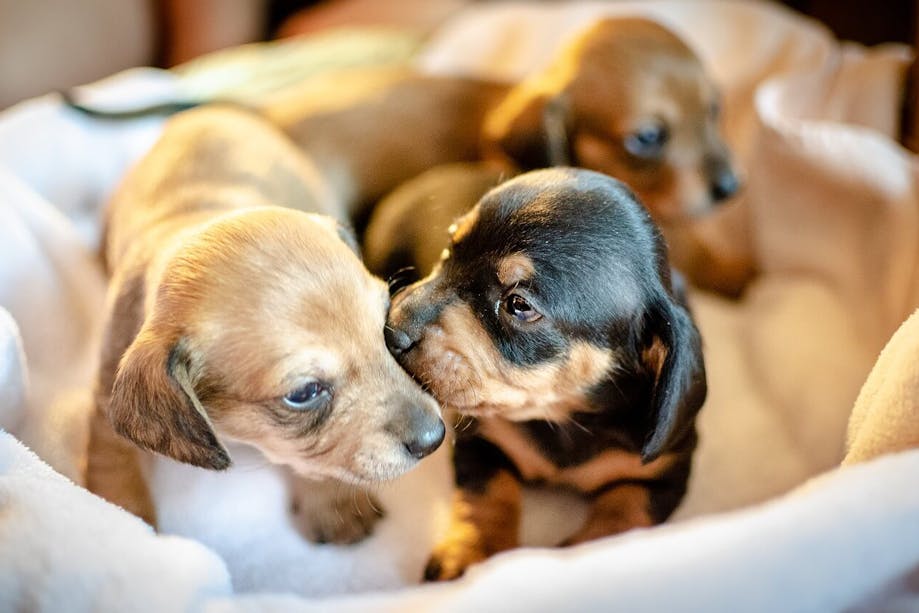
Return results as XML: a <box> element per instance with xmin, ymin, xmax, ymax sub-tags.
<box><xmin>710</xmin><ymin>169</ymin><xmax>739</xmax><ymax>202</ymax></box>
<box><xmin>385</xmin><ymin>326</ymin><xmax>415</xmax><ymax>355</ymax></box>
<box><xmin>404</xmin><ymin>418</ymin><xmax>446</xmax><ymax>460</ymax></box>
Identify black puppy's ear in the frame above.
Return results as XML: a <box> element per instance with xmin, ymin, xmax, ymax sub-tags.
<box><xmin>484</xmin><ymin>89</ymin><xmax>572</xmax><ymax>169</ymax></box>
<box><xmin>639</xmin><ymin>294</ymin><xmax>707</xmax><ymax>462</ymax></box>
<box><xmin>108</xmin><ymin>329</ymin><xmax>231</xmax><ymax>470</ymax></box>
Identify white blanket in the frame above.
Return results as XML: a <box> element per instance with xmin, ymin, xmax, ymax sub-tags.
<box><xmin>2</xmin><ymin>1</ymin><xmax>918</xmax><ymax>611</ymax></box>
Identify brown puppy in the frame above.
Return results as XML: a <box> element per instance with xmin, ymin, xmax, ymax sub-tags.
<box><xmin>87</xmin><ymin>106</ymin><xmax>444</xmax><ymax>543</ymax></box>
<box><xmin>385</xmin><ymin>168</ymin><xmax>706</xmax><ymax>580</ymax></box>
<box><xmin>266</xmin><ymin>17</ymin><xmax>738</xmax><ymax>226</ymax></box>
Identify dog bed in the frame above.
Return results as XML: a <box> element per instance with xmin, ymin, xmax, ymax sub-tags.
<box><xmin>1</xmin><ymin>2</ymin><xmax>918</xmax><ymax>611</ymax></box>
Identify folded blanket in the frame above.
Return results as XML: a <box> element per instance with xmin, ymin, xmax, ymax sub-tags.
<box><xmin>0</xmin><ymin>432</ymin><xmax>231</xmax><ymax>613</ymax></box>
<box><xmin>4</xmin><ymin>427</ymin><xmax>918</xmax><ymax>613</ymax></box>
<box><xmin>845</xmin><ymin>308</ymin><xmax>919</xmax><ymax>464</ymax></box>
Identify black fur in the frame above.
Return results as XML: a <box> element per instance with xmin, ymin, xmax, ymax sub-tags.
<box><xmin>385</xmin><ymin>168</ymin><xmax>706</xmax><ymax>524</ymax></box>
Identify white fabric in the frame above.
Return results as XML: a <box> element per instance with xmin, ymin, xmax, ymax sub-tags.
<box><xmin>1</xmin><ymin>1</ymin><xmax>918</xmax><ymax>611</ymax></box>
<box><xmin>0</xmin><ymin>432</ymin><xmax>232</xmax><ymax>612</ymax></box>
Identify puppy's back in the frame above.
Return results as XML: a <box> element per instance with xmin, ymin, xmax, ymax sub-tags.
<box><xmin>105</xmin><ymin>106</ymin><xmax>338</xmax><ymax>270</ymax></box>
<box><xmin>363</xmin><ymin>162</ymin><xmax>504</xmax><ymax>280</ymax></box>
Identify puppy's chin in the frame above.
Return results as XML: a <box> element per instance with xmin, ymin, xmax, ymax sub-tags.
<box><xmin>279</xmin><ymin>451</ymin><xmax>421</xmax><ymax>485</ymax></box>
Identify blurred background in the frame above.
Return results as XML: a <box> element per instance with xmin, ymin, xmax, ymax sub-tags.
<box><xmin>1</xmin><ymin>0</ymin><xmax>914</xmax><ymax>109</ymax></box>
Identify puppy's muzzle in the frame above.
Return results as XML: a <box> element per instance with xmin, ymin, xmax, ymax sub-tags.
<box><xmin>388</xmin><ymin>402</ymin><xmax>446</xmax><ymax>459</ymax></box>
<box><xmin>386</xmin><ymin>278</ymin><xmax>444</xmax><ymax>357</ymax></box>
<box><xmin>707</xmin><ymin>156</ymin><xmax>741</xmax><ymax>203</ymax></box>
<box><xmin>385</xmin><ymin>326</ymin><xmax>416</xmax><ymax>355</ymax></box>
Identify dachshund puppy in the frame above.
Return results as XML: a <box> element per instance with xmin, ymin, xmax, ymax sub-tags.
<box><xmin>87</xmin><ymin>106</ymin><xmax>444</xmax><ymax>543</ymax></box>
<box><xmin>266</xmin><ymin>17</ymin><xmax>738</xmax><ymax>225</ymax></box>
<box><xmin>384</xmin><ymin>168</ymin><xmax>707</xmax><ymax>580</ymax></box>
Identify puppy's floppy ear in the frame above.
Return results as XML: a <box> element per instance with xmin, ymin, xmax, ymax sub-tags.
<box><xmin>639</xmin><ymin>293</ymin><xmax>707</xmax><ymax>462</ymax></box>
<box><xmin>107</xmin><ymin>328</ymin><xmax>231</xmax><ymax>470</ymax></box>
<box><xmin>484</xmin><ymin>88</ymin><xmax>572</xmax><ymax>169</ymax></box>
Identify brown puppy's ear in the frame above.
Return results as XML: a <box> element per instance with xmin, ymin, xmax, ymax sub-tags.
<box><xmin>108</xmin><ymin>329</ymin><xmax>231</xmax><ymax>470</ymax></box>
<box><xmin>639</xmin><ymin>294</ymin><xmax>707</xmax><ymax>462</ymax></box>
<box><xmin>484</xmin><ymin>89</ymin><xmax>572</xmax><ymax>170</ymax></box>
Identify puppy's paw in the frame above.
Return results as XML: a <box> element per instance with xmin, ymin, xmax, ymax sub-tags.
<box><xmin>423</xmin><ymin>537</ymin><xmax>487</xmax><ymax>582</ymax></box>
<box><xmin>289</xmin><ymin>479</ymin><xmax>385</xmax><ymax>545</ymax></box>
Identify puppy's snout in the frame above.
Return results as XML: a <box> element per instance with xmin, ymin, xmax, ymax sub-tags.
<box><xmin>387</xmin><ymin>404</ymin><xmax>445</xmax><ymax>460</ymax></box>
<box><xmin>404</xmin><ymin>418</ymin><xmax>446</xmax><ymax>460</ymax></box>
<box><xmin>387</xmin><ymin>281</ymin><xmax>444</xmax><ymax>356</ymax></box>
<box><xmin>384</xmin><ymin>325</ymin><xmax>415</xmax><ymax>355</ymax></box>
<box><xmin>708</xmin><ymin>158</ymin><xmax>740</xmax><ymax>203</ymax></box>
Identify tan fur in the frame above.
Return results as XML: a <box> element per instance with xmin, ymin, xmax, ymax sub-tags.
<box><xmin>446</xmin><ymin>206</ymin><xmax>481</xmax><ymax>246</ymax></box>
<box><xmin>401</xmin><ymin>301</ymin><xmax>616</xmax><ymax>422</ymax></box>
<box><xmin>288</xmin><ymin>476</ymin><xmax>384</xmax><ymax>545</ymax></box>
<box><xmin>477</xmin><ymin>417</ymin><xmax>677</xmax><ymax>492</ymax></box>
<box><xmin>89</xmin><ymin>107</ymin><xmax>441</xmax><ymax>538</ymax></box>
<box><xmin>426</xmin><ymin>470</ymin><xmax>522</xmax><ymax>581</ymax></box>
<box><xmin>495</xmin><ymin>253</ymin><xmax>536</xmax><ymax>287</ymax></box>
<box><xmin>562</xmin><ymin>484</ymin><xmax>653</xmax><ymax>546</ymax></box>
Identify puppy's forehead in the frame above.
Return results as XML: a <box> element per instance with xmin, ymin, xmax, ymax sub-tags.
<box><xmin>474</xmin><ymin>168</ymin><xmax>650</xmax><ymax>241</ymax></box>
<box><xmin>453</xmin><ymin>169</ymin><xmax>660</xmax><ymax>317</ymax></box>
<box><xmin>184</xmin><ymin>208</ymin><xmax>388</xmax><ymax>372</ymax></box>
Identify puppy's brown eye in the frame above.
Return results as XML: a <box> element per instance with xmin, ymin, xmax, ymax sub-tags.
<box><xmin>625</xmin><ymin>123</ymin><xmax>669</xmax><ymax>160</ymax></box>
<box><xmin>284</xmin><ymin>381</ymin><xmax>331</xmax><ymax>410</ymax></box>
<box><xmin>503</xmin><ymin>294</ymin><xmax>541</xmax><ymax>323</ymax></box>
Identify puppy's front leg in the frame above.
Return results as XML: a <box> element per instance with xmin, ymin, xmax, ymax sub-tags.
<box><xmin>86</xmin><ymin>405</ymin><xmax>157</xmax><ymax>527</ymax></box>
<box><xmin>424</xmin><ymin>436</ymin><xmax>522</xmax><ymax>581</ymax></box>
<box><xmin>561</xmin><ymin>483</ymin><xmax>653</xmax><ymax>546</ymax></box>
<box><xmin>288</xmin><ymin>476</ymin><xmax>384</xmax><ymax>545</ymax></box>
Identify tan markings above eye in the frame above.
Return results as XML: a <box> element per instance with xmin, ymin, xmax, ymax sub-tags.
<box><xmin>496</xmin><ymin>253</ymin><xmax>535</xmax><ymax>287</ymax></box>
<box><xmin>450</xmin><ymin>208</ymin><xmax>479</xmax><ymax>244</ymax></box>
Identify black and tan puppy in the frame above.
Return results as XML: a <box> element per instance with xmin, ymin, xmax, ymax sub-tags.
<box><xmin>384</xmin><ymin>168</ymin><xmax>706</xmax><ymax>580</ymax></box>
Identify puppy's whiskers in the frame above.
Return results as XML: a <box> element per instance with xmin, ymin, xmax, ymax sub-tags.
<box><xmin>566</xmin><ymin>414</ymin><xmax>593</xmax><ymax>436</ymax></box>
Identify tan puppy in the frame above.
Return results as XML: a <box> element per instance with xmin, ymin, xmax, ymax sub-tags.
<box><xmin>87</xmin><ymin>106</ymin><xmax>444</xmax><ymax>543</ymax></box>
<box><xmin>267</xmin><ymin>17</ymin><xmax>738</xmax><ymax>227</ymax></box>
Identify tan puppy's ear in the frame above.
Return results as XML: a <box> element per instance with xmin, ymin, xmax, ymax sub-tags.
<box><xmin>484</xmin><ymin>89</ymin><xmax>572</xmax><ymax>170</ymax></box>
<box><xmin>639</xmin><ymin>295</ymin><xmax>707</xmax><ymax>463</ymax></box>
<box><xmin>108</xmin><ymin>329</ymin><xmax>231</xmax><ymax>470</ymax></box>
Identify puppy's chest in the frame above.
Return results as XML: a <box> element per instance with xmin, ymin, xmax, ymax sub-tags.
<box><xmin>476</xmin><ymin>416</ymin><xmax>650</xmax><ymax>493</ymax></box>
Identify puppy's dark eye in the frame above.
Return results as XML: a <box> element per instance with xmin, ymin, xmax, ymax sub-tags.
<box><xmin>624</xmin><ymin>122</ymin><xmax>669</xmax><ymax>159</ymax></box>
<box><xmin>283</xmin><ymin>381</ymin><xmax>331</xmax><ymax>410</ymax></box>
<box><xmin>503</xmin><ymin>294</ymin><xmax>542</xmax><ymax>323</ymax></box>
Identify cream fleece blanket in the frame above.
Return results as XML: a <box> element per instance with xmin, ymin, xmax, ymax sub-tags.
<box><xmin>2</xmin><ymin>1</ymin><xmax>918</xmax><ymax>611</ymax></box>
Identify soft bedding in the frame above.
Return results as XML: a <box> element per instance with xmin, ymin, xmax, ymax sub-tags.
<box><xmin>1</xmin><ymin>1</ymin><xmax>918</xmax><ymax>611</ymax></box>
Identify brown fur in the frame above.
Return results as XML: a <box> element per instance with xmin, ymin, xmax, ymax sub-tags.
<box><xmin>476</xmin><ymin>418</ymin><xmax>677</xmax><ymax>492</ymax></box>
<box><xmin>266</xmin><ymin>17</ymin><xmax>739</xmax><ymax>228</ymax></box>
<box><xmin>88</xmin><ymin>106</ymin><xmax>443</xmax><ymax>539</ymax></box>
<box><xmin>425</xmin><ymin>470</ymin><xmax>522</xmax><ymax>581</ymax></box>
<box><xmin>561</xmin><ymin>484</ymin><xmax>653</xmax><ymax>546</ymax></box>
